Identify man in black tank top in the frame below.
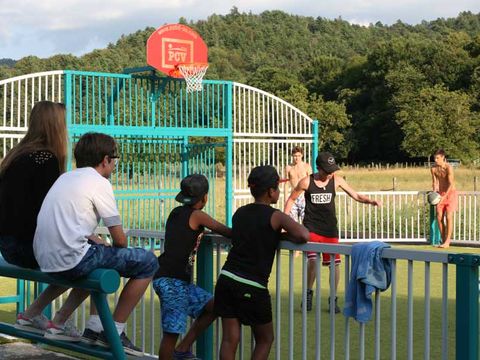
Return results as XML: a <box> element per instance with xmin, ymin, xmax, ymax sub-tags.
<box><xmin>284</xmin><ymin>152</ymin><xmax>381</xmax><ymax>313</ymax></box>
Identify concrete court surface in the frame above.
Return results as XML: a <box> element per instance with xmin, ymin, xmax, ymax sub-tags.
<box><xmin>0</xmin><ymin>341</ymin><xmax>79</xmax><ymax>359</ymax></box>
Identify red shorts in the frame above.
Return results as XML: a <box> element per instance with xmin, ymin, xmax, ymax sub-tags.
<box><xmin>437</xmin><ymin>190</ymin><xmax>458</xmax><ymax>213</ymax></box>
<box><xmin>307</xmin><ymin>232</ymin><xmax>341</xmax><ymax>266</ymax></box>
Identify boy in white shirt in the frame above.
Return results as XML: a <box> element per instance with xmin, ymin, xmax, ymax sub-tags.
<box><xmin>34</xmin><ymin>132</ymin><xmax>158</xmax><ymax>357</ymax></box>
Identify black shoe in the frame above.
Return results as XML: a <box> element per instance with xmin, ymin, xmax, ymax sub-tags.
<box><xmin>301</xmin><ymin>289</ymin><xmax>313</xmax><ymax>311</ymax></box>
<box><xmin>81</xmin><ymin>328</ymin><xmax>100</xmax><ymax>345</ymax></box>
<box><xmin>95</xmin><ymin>331</ymin><xmax>109</xmax><ymax>348</ymax></box>
<box><xmin>120</xmin><ymin>332</ymin><xmax>143</xmax><ymax>357</ymax></box>
<box><xmin>328</xmin><ymin>296</ymin><xmax>341</xmax><ymax>314</ymax></box>
<box><xmin>173</xmin><ymin>350</ymin><xmax>201</xmax><ymax>359</ymax></box>
<box><xmin>96</xmin><ymin>331</ymin><xmax>144</xmax><ymax>357</ymax></box>
<box><xmin>306</xmin><ymin>289</ymin><xmax>313</xmax><ymax>311</ymax></box>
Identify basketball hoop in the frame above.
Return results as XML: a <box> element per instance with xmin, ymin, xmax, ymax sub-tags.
<box><xmin>147</xmin><ymin>24</ymin><xmax>209</xmax><ymax>91</ymax></box>
<box><xmin>169</xmin><ymin>63</ymin><xmax>209</xmax><ymax>92</ymax></box>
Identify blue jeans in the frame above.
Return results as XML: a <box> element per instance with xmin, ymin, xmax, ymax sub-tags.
<box><xmin>53</xmin><ymin>243</ymin><xmax>159</xmax><ymax>281</ymax></box>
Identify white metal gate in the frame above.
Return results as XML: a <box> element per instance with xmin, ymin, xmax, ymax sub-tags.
<box><xmin>0</xmin><ymin>71</ymin><xmax>64</xmax><ymax>158</ymax></box>
<box><xmin>232</xmin><ymin>82</ymin><xmax>317</xmax><ymax>212</ymax></box>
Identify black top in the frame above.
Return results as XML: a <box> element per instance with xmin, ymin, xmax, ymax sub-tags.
<box><xmin>303</xmin><ymin>174</ymin><xmax>338</xmax><ymax>237</ymax></box>
<box><xmin>155</xmin><ymin>206</ymin><xmax>204</xmax><ymax>282</ymax></box>
<box><xmin>222</xmin><ymin>203</ymin><xmax>281</xmax><ymax>287</ymax></box>
<box><xmin>0</xmin><ymin>151</ymin><xmax>60</xmax><ymax>244</ymax></box>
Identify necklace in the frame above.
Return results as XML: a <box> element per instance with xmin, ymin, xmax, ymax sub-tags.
<box><xmin>314</xmin><ymin>176</ymin><xmax>328</xmax><ymax>190</ymax></box>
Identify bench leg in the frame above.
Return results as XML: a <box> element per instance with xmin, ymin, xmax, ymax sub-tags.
<box><xmin>38</xmin><ymin>283</ymin><xmax>52</xmax><ymax>319</ymax></box>
<box><xmin>16</xmin><ymin>279</ymin><xmax>25</xmax><ymax>314</ymax></box>
<box><xmin>91</xmin><ymin>292</ymin><xmax>126</xmax><ymax>360</ymax></box>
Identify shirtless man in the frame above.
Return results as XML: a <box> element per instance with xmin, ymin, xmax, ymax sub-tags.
<box><xmin>284</xmin><ymin>152</ymin><xmax>381</xmax><ymax>312</ymax></box>
<box><xmin>284</xmin><ymin>146</ymin><xmax>312</xmax><ymax>223</ymax></box>
<box><xmin>430</xmin><ymin>149</ymin><xmax>457</xmax><ymax>248</ymax></box>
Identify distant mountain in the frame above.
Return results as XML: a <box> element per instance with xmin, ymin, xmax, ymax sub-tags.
<box><xmin>0</xmin><ymin>58</ymin><xmax>16</xmax><ymax>68</ymax></box>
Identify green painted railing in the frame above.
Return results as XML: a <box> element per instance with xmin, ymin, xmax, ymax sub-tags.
<box><xmin>449</xmin><ymin>253</ymin><xmax>480</xmax><ymax>360</ymax></box>
<box><xmin>197</xmin><ymin>235</ymin><xmax>480</xmax><ymax>360</ymax></box>
<box><xmin>64</xmin><ymin>70</ymin><xmax>231</xmax><ymax>233</ymax></box>
<box><xmin>429</xmin><ymin>205</ymin><xmax>442</xmax><ymax>245</ymax></box>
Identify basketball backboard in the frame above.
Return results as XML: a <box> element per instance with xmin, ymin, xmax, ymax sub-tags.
<box><xmin>147</xmin><ymin>24</ymin><xmax>208</xmax><ymax>78</ymax></box>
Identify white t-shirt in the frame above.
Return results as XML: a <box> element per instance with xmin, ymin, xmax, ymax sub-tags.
<box><xmin>33</xmin><ymin>167</ymin><xmax>122</xmax><ymax>272</ymax></box>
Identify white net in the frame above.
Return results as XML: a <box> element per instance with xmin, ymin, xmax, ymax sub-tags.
<box><xmin>178</xmin><ymin>63</ymin><xmax>209</xmax><ymax>92</ymax></box>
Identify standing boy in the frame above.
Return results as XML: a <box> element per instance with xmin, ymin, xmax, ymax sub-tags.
<box><xmin>154</xmin><ymin>174</ymin><xmax>232</xmax><ymax>360</ymax></box>
<box><xmin>284</xmin><ymin>152</ymin><xmax>381</xmax><ymax>313</ymax></box>
<box><xmin>215</xmin><ymin>165</ymin><xmax>309</xmax><ymax>360</ymax></box>
<box><xmin>430</xmin><ymin>149</ymin><xmax>457</xmax><ymax>248</ymax></box>
<box><xmin>33</xmin><ymin>132</ymin><xmax>158</xmax><ymax>356</ymax></box>
<box><xmin>284</xmin><ymin>146</ymin><xmax>312</xmax><ymax>223</ymax></box>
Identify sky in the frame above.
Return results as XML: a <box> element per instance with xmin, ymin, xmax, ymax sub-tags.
<box><xmin>1</xmin><ymin>0</ymin><xmax>480</xmax><ymax>60</ymax></box>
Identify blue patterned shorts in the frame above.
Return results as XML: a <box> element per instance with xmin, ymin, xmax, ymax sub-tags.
<box><xmin>153</xmin><ymin>277</ymin><xmax>213</xmax><ymax>334</ymax></box>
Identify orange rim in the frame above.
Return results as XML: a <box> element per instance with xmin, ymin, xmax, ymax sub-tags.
<box><xmin>169</xmin><ymin>63</ymin><xmax>209</xmax><ymax>79</ymax></box>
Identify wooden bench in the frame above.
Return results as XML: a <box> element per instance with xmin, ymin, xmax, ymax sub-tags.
<box><xmin>0</xmin><ymin>257</ymin><xmax>129</xmax><ymax>359</ymax></box>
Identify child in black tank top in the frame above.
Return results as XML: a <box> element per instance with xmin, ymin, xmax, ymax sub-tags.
<box><xmin>152</xmin><ymin>174</ymin><xmax>232</xmax><ymax>360</ymax></box>
<box><xmin>214</xmin><ymin>165</ymin><xmax>309</xmax><ymax>360</ymax></box>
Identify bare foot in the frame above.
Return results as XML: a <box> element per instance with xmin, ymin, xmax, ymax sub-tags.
<box><xmin>438</xmin><ymin>243</ymin><xmax>450</xmax><ymax>249</ymax></box>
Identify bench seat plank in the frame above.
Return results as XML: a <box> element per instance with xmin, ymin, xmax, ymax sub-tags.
<box><xmin>0</xmin><ymin>258</ymin><xmax>120</xmax><ymax>294</ymax></box>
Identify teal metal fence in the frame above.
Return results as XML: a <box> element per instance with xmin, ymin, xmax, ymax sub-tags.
<box><xmin>0</xmin><ymin>69</ymin><xmax>319</xmax><ymax>357</ymax></box>
<box><xmin>65</xmin><ymin>70</ymin><xmax>229</xmax><ymax>235</ymax></box>
<box><xmin>198</xmin><ymin>236</ymin><xmax>479</xmax><ymax>360</ymax></box>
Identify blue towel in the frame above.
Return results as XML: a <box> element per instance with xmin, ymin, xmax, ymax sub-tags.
<box><xmin>343</xmin><ymin>241</ymin><xmax>391</xmax><ymax>323</ymax></box>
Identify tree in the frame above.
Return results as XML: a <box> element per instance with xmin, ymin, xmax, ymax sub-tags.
<box><xmin>247</xmin><ymin>65</ymin><xmax>300</xmax><ymax>94</ymax></box>
<box><xmin>395</xmin><ymin>85</ymin><xmax>479</xmax><ymax>160</ymax></box>
<box><xmin>279</xmin><ymin>84</ymin><xmax>352</xmax><ymax>158</ymax></box>
<box><xmin>301</xmin><ymin>55</ymin><xmax>344</xmax><ymax>99</ymax></box>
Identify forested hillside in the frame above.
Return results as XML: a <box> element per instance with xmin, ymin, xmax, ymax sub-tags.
<box><xmin>0</xmin><ymin>59</ymin><xmax>16</xmax><ymax>67</ymax></box>
<box><xmin>2</xmin><ymin>9</ymin><xmax>480</xmax><ymax>163</ymax></box>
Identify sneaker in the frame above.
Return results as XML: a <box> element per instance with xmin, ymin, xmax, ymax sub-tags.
<box><xmin>96</xmin><ymin>331</ymin><xmax>144</xmax><ymax>357</ymax></box>
<box><xmin>120</xmin><ymin>332</ymin><xmax>143</xmax><ymax>357</ymax></box>
<box><xmin>300</xmin><ymin>289</ymin><xmax>313</xmax><ymax>311</ymax></box>
<box><xmin>44</xmin><ymin>320</ymin><xmax>82</xmax><ymax>342</ymax></box>
<box><xmin>14</xmin><ymin>312</ymin><xmax>49</xmax><ymax>334</ymax></box>
<box><xmin>328</xmin><ymin>296</ymin><xmax>341</xmax><ymax>314</ymax></box>
<box><xmin>173</xmin><ymin>350</ymin><xmax>200</xmax><ymax>359</ymax></box>
<box><xmin>81</xmin><ymin>328</ymin><xmax>100</xmax><ymax>344</ymax></box>
<box><xmin>306</xmin><ymin>289</ymin><xmax>314</xmax><ymax>311</ymax></box>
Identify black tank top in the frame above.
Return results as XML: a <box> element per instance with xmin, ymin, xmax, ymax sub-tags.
<box><xmin>303</xmin><ymin>174</ymin><xmax>338</xmax><ymax>237</ymax></box>
<box><xmin>155</xmin><ymin>206</ymin><xmax>204</xmax><ymax>282</ymax></box>
<box><xmin>222</xmin><ymin>203</ymin><xmax>281</xmax><ymax>287</ymax></box>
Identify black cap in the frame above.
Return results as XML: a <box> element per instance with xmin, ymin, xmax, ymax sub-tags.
<box><xmin>175</xmin><ymin>174</ymin><xmax>209</xmax><ymax>205</ymax></box>
<box><xmin>248</xmin><ymin>165</ymin><xmax>280</xmax><ymax>190</ymax></box>
<box><xmin>316</xmin><ymin>152</ymin><xmax>340</xmax><ymax>174</ymax></box>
